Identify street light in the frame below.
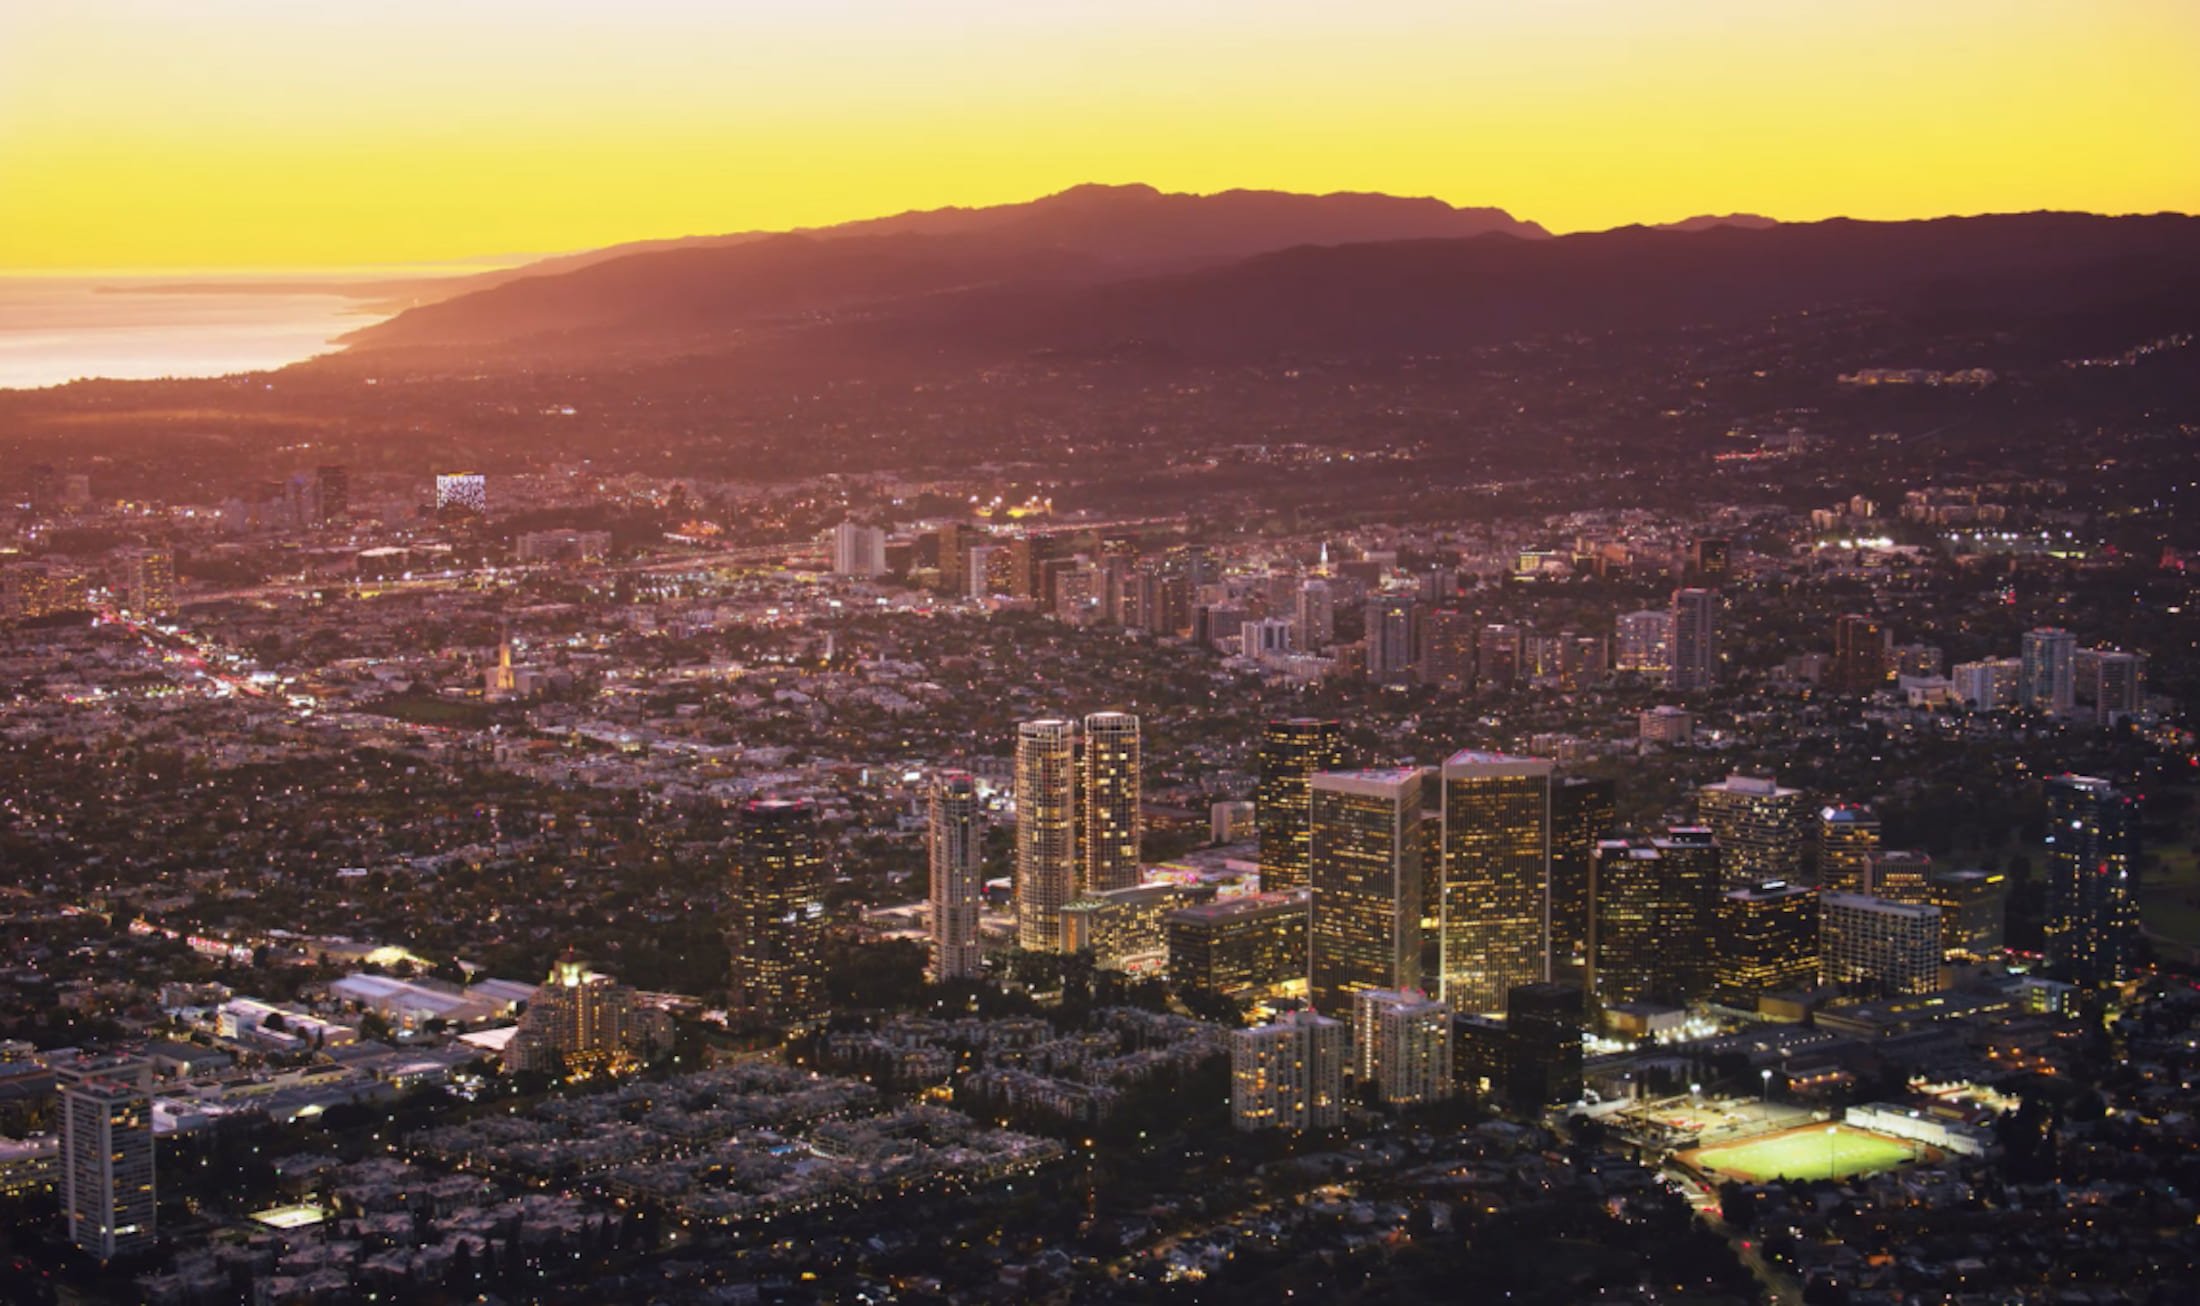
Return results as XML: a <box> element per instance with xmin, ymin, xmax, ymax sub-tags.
<box><xmin>1761</xmin><ymin>1068</ymin><xmax>1773</xmax><ymax>1104</ymax></box>
<box><xmin>1827</xmin><ymin>1124</ymin><xmax>1839</xmax><ymax>1177</ymax></box>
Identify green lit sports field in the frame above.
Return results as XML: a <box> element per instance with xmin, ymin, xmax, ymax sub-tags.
<box><xmin>1683</xmin><ymin>1126</ymin><xmax>1917</xmax><ymax>1183</ymax></box>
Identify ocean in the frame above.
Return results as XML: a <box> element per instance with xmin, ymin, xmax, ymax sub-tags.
<box><xmin>0</xmin><ymin>272</ymin><xmax>458</xmax><ymax>390</ymax></box>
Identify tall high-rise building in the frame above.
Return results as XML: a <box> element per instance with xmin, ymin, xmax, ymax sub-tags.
<box><xmin>61</xmin><ymin>1068</ymin><xmax>154</xmax><ymax>1260</ymax></box>
<box><xmin>1952</xmin><ymin>658</ymin><xmax>2022</xmax><ymax>710</ymax></box>
<box><xmin>1507</xmin><ymin>982</ymin><xmax>1586</xmax><ymax>1108</ymax></box>
<box><xmin>108</xmin><ymin>547</ymin><xmax>176</xmax><ymax>617</ymax></box>
<box><xmin>1477</xmin><ymin>623</ymin><xmax>1524</xmax><ymax>688</ymax></box>
<box><xmin>1715</xmin><ymin>882</ymin><xmax>1820</xmax><ymax>1005</ymax></box>
<box><xmin>1669</xmin><ymin>588</ymin><xmax>1718</xmax><ymax>692</ymax></box>
<box><xmin>1819</xmin><ymin>893</ymin><xmax>1942</xmax><ymax>998</ymax></box>
<box><xmin>434</xmin><ymin>471</ymin><xmax>487</xmax><ymax>514</ymax></box>
<box><xmin>1588</xmin><ymin>831</ymin><xmax>1722</xmax><ymax>1008</ymax></box>
<box><xmin>2093</xmin><ymin>652</ymin><xmax>2145</xmax><ymax>727</ymax></box>
<box><xmin>2020</xmin><ymin>627</ymin><xmax>2078</xmax><ymax>715</ymax></box>
<box><xmin>1015</xmin><ymin>719</ymin><xmax>1078</xmax><ymax>951</ymax></box>
<box><xmin>1081</xmin><ymin>712</ymin><xmax>1143</xmax><ymax>893</ymax></box>
<box><xmin>1865</xmin><ymin>850</ymin><xmax>1933</xmax><ymax>903</ymax></box>
<box><xmin>1831</xmin><ymin>613</ymin><xmax>1891</xmax><ymax>694</ymax></box>
<box><xmin>2042</xmin><ymin>775</ymin><xmax>2140</xmax><ymax>986</ymax></box>
<box><xmin>1294</xmin><ymin>579</ymin><xmax>1335</xmax><ymax>649</ymax></box>
<box><xmin>928</xmin><ymin>771</ymin><xmax>984</xmax><ymax>982</ymax></box>
<box><xmin>1548</xmin><ymin>777</ymin><xmax>1615</xmax><ymax>983</ymax></box>
<box><xmin>1352</xmin><ymin>988</ymin><xmax>1453</xmax><ymax>1106</ymax></box>
<box><xmin>1165</xmin><ymin>889</ymin><xmax>1311</xmax><ymax>1000</ymax></box>
<box><xmin>511</xmin><ymin>954</ymin><xmax>638</xmax><ymax>1077</ymax></box>
<box><xmin>1230</xmin><ymin>1010</ymin><xmax>1345</xmax><ymax>1132</ymax></box>
<box><xmin>1696</xmin><ymin>774</ymin><xmax>1807</xmax><ymax>889</ymax></box>
<box><xmin>1927</xmin><ymin>869</ymin><xmax>2008</xmax><ymax>962</ymax></box>
<box><xmin>726</xmin><ymin>798</ymin><xmax>829</xmax><ymax>1030</ymax></box>
<box><xmin>1417</xmin><ymin>609</ymin><xmax>1477</xmax><ymax>689</ymax></box>
<box><xmin>1438</xmin><ymin>752</ymin><xmax>1553</xmax><ymax>1014</ymax></box>
<box><xmin>1059</xmin><ymin>883</ymin><xmax>1206</xmax><ymax>967</ymax></box>
<box><xmin>314</xmin><ymin>464</ymin><xmax>350</xmax><ymax>524</ymax></box>
<box><xmin>1817</xmin><ymin>804</ymin><xmax>1881</xmax><ymax>894</ymax></box>
<box><xmin>1689</xmin><ymin>537</ymin><xmax>1731</xmax><ymax>582</ymax></box>
<box><xmin>1366</xmin><ymin>596</ymin><xmax>1419</xmax><ymax>686</ymax></box>
<box><xmin>1255</xmin><ymin>718</ymin><xmax>1348</xmax><ymax>893</ymax></box>
<box><xmin>830</xmin><ymin>522</ymin><xmax>888</xmax><ymax>577</ymax></box>
<box><xmin>1309</xmin><ymin>769</ymin><xmax>1425</xmax><ymax>1014</ymax></box>
<box><xmin>1615</xmin><ymin>609</ymin><xmax>1675</xmax><ymax>681</ymax></box>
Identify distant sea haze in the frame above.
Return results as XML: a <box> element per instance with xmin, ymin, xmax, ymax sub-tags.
<box><xmin>0</xmin><ymin>275</ymin><xmax>415</xmax><ymax>389</ymax></box>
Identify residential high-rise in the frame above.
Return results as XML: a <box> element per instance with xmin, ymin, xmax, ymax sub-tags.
<box><xmin>1927</xmin><ymin>869</ymin><xmax>2008</xmax><ymax>962</ymax></box>
<box><xmin>1817</xmin><ymin>804</ymin><xmax>1881</xmax><ymax>894</ymax></box>
<box><xmin>511</xmin><ymin>954</ymin><xmax>639</xmax><ymax>1077</ymax></box>
<box><xmin>1588</xmin><ymin>831</ymin><xmax>1722</xmax><ymax>1008</ymax></box>
<box><xmin>1309</xmin><ymin>769</ymin><xmax>1425</xmax><ymax>1014</ymax></box>
<box><xmin>2019</xmin><ymin>627</ymin><xmax>2078</xmax><ymax>715</ymax></box>
<box><xmin>1831</xmin><ymin>613</ymin><xmax>1891</xmax><ymax>694</ymax></box>
<box><xmin>1506</xmin><ymin>982</ymin><xmax>1586</xmax><ymax>1108</ymax></box>
<box><xmin>1255</xmin><ymin>718</ymin><xmax>1348</xmax><ymax>892</ymax></box>
<box><xmin>1548</xmin><ymin>777</ymin><xmax>1615</xmax><ymax>983</ymax></box>
<box><xmin>61</xmin><ymin>1068</ymin><xmax>154</xmax><ymax>1260</ymax></box>
<box><xmin>1352</xmin><ymin>988</ymin><xmax>1453</xmax><ymax>1106</ymax></box>
<box><xmin>1669</xmin><ymin>588</ymin><xmax>1718</xmax><ymax>692</ymax></box>
<box><xmin>1081</xmin><ymin>712</ymin><xmax>1143</xmax><ymax>893</ymax></box>
<box><xmin>1615</xmin><ymin>609</ymin><xmax>1675</xmax><ymax>681</ymax></box>
<box><xmin>1438</xmin><ymin>752</ymin><xmax>1553</xmax><ymax>1013</ymax></box>
<box><xmin>1688</xmin><ymin>537</ymin><xmax>1731</xmax><ymax>582</ymax></box>
<box><xmin>2093</xmin><ymin>652</ymin><xmax>2145</xmax><ymax>727</ymax></box>
<box><xmin>927</xmin><ymin>771</ymin><xmax>984</xmax><ymax>982</ymax></box>
<box><xmin>726</xmin><ymin>798</ymin><xmax>829</xmax><ymax>1030</ymax></box>
<box><xmin>1952</xmin><ymin>658</ymin><xmax>2022</xmax><ymax>710</ymax></box>
<box><xmin>1819</xmin><ymin>893</ymin><xmax>1942</xmax><ymax>998</ymax></box>
<box><xmin>1165</xmin><ymin>889</ymin><xmax>1311</xmax><ymax>1000</ymax></box>
<box><xmin>1715</xmin><ymin>882</ymin><xmax>1820</xmax><ymax>1005</ymax></box>
<box><xmin>1015</xmin><ymin>719</ymin><xmax>1078</xmax><ymax>951</ymax></box>
<box><xmin>1477</xmin><ymin>622</ymin><xmax>1524</xmax><ymax>689</ymax></box>
<box><xmin>1230</xmin><ymin>1010</ymin><xmax>1345</xmax><ymax>1132</ymax></box>
<box><xmin>1417</xmin><ymin>608</ymin><xmax>1477</xmax><ymax>689</ymax></box>
<box><xmin>1366</xmin><ymin>596</ymin><xmax>1419</xmax><ymax>686</ymax></box>
<box><xmin>108</xmin><ymin>546</ymin><xmax>176</xmax><ymax>617</ymax></box>
<box><xmin>314</xmin><ymin>464</ymin><xmax>350</xmax><ymax>524</ymax></box>
<box><xmin>830</xmin><ymin>522</ymin><xmax>888</xmax><ymax>577</ymax></box>
<box><xmin>1294</xmin><ymin>579</ymin><xmax>1335</xmax><ymax>649</ymax></box>
<box><xmin>2042</xmin><ymin>775</ymin><xmax>2140</xmax><ymax>986</ymax></box>
<box><xmin>1696</xmin><ymin>774</ymin><xmax>1807</xmax><ymax>889</ymax></box>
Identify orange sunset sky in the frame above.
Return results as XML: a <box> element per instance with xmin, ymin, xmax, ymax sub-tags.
<box><xmin>3</xmin><ymin>0</ymin><xmax>2196</xmax><ymax>272</ymax></box>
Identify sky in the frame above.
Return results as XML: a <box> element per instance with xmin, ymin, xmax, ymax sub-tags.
<box><xmin>4</xmin><ymin>0</ymin><xmax>2197</xmax><ymax>272</ymax></box>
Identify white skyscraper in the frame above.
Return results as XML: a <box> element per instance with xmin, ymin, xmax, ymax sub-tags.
<box><xmin>831</xmin><ymin>522</ymin><xmax>889</xmax><ymax>577</ymax></box>
<box><xmin>2019</xmin><ymin>627</ymin><xmax>2077</xmax><ymax>715</ymax></box>
<box><xmin>1615</xmin><ymin>609</ymin><xmax>1676</xmax><ymax>681</ymax></box>
<box><xmin>928</xmin><ymin>771</ymin><xmax>984</xmax><ymax>982</ymax></box>
<box><xmin>1295</xmin><ymin>579</ymin><xmax>1335</xmax><ymax>649</ymax></box>
<box><xmin>61</xmin><ymin>1066</ymin><xmax>155</xmax><ymax>1260</ymax></box>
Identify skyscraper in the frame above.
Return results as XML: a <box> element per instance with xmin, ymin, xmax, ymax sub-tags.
<box><xmin>1715</xmin><ymin>881</ymin><xmax>1820</xmax><ymax>1005</ymax></box>
<box><xmin>1506</xmin><ymin>981</ymin><xmax>1586</xmax><ymax>1107</ymax></box>
<box><xmin>830</xmin><ymin>522</ymin><xmax>889</xmax><ymax>577</ymax></box>
<box><xmin>1669</xmin><ymin>587</ymin><xmax>1718</xmax><ymax>692</ymax></box>
<box><xmin>1417</xmin><ymin>608</ymin><xmax>1477</xmax><ymax>689</ymax></box>
<box><xmin>434</xmin><ymin>471</ymin><xmax>487</xmax><ymax>514</ymax></box>
<box><xmin>1230</xmin><ymin>1010</ymin><xmax>1345</xmax><ymax>1132</ymax></box>
<box><xmin>1365</xmin><ymin>596</ymin><xmax>1419</xmax><ymax>686</ymax></box>
<box><xmin>1817</xmin><ymin>804</ymin><xmax>1881</xmax><ymax>894</ymax></box>
<box><xmin>1438</xmin><ymin>752</ymin><xmax>1553</xmax><ymax>1014</ymax></box>
<box><xmin>2042</xmin><ymin>774</ymin><xmax>2140</xmax><ymax>986</ymax></box>
<box><xmin>1819</xmin><ymin>893</ymin><xmax>1942</xmax><ymax>998</ymax></box>
<box><xmin>2020</xmin><ymin>627</ymin><xmax>2078</xmax><ymax>715</ymax></box>
<box><xmin>1927</xmin><ymin>869</ymin><xmax>2008</xmax><ymax>962</ymax></box>
<box><xmin>1352</xmin><ymin>988</ymin><xmax>1454</xmax><ymax>1106</ymax></box>
<box><xmin>726</xmin><ymin>798</ymin><xmax>829</xmax><ymax>1030</ymax></box>
<box><xmin>1865</xmin><ymin>850</ymin><xmax>1933</xmax><ymax>903</ymax></box>
<box><xmin>928</xmin><ymin>771</ymin><xmax>984</xmax><ymax>982</ymax></box>
<box><xmin>1081</xmin><ymin>712</ymin><xmax>1143</xmax><ymax>893</ymax></box>
<box><xmin>1548</xmin><ymin>776</ymin><xmax>1615</xmax><ymax>983</ymax></box>
<box><xmin>1615</xmin><ymin>609</ymin><xmax>1675</xmax><ymax>682</ymax></box>
<box><xmin>511</xmin><ymin>954</ymin><xmax>639</xmax><ymax>1077</ymax></box>
<box><xmin>1015</xmin><ymin>719</ymin><xmax>1078</xmax><ymax>951</ymax></box>
<box><xmin>108</xmin><ymin>546</ymin><xmax>176</xmax><ymax>617</ymax></box>
<box><xmin>61</xmin><ymin>1067</ymin><xmax>154</xmax><ymax>1260</ymax></box>
<box><xmin>1831</xmin><ymin>613</ymin><xmax>1890</xmax><ymax>693</ymax></box>
<box><xmin>1696</xmin><ymin>774</ymin><xmax>1807</xmax><ymax>889</ymax></box>
<box><xmin>2093</xmin><ymin>651</ymin><xmax>2145</xmax><ymax>727</ymax></box>
<box><xmin>1255</xmin><ymin>718</ymin><xmax>1348</xmax><ymax>892</ymax></box>
<box><xmin>1165</xmin><ymin>889</ymin><xmax>1311</xmax><ymax>1000</ymax></box>
<box><xmin>1294</xmin><ymin>579</ymin><xmax>1335</xmax><ymax>649</ymax></box>
<box><xmin>1589</xmin><ymin>831</ymin><xmax>1723</xmax><ymax>1008</ymax></box>
<box><xmin>314</xmin><ymin>464</ymin><xmax>350</xmax><ymax>524</ymax></box>
<box><xmin>1309</xmin><ymin>768</ymin><xmax>1425</xmax><ymax>1014</ymax></box>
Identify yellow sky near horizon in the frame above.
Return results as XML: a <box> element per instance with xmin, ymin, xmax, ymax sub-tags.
<box><xmin>3</xmin><ymin>0</ymin><xmax>2196</xmax><ymax>272</ymax></box>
